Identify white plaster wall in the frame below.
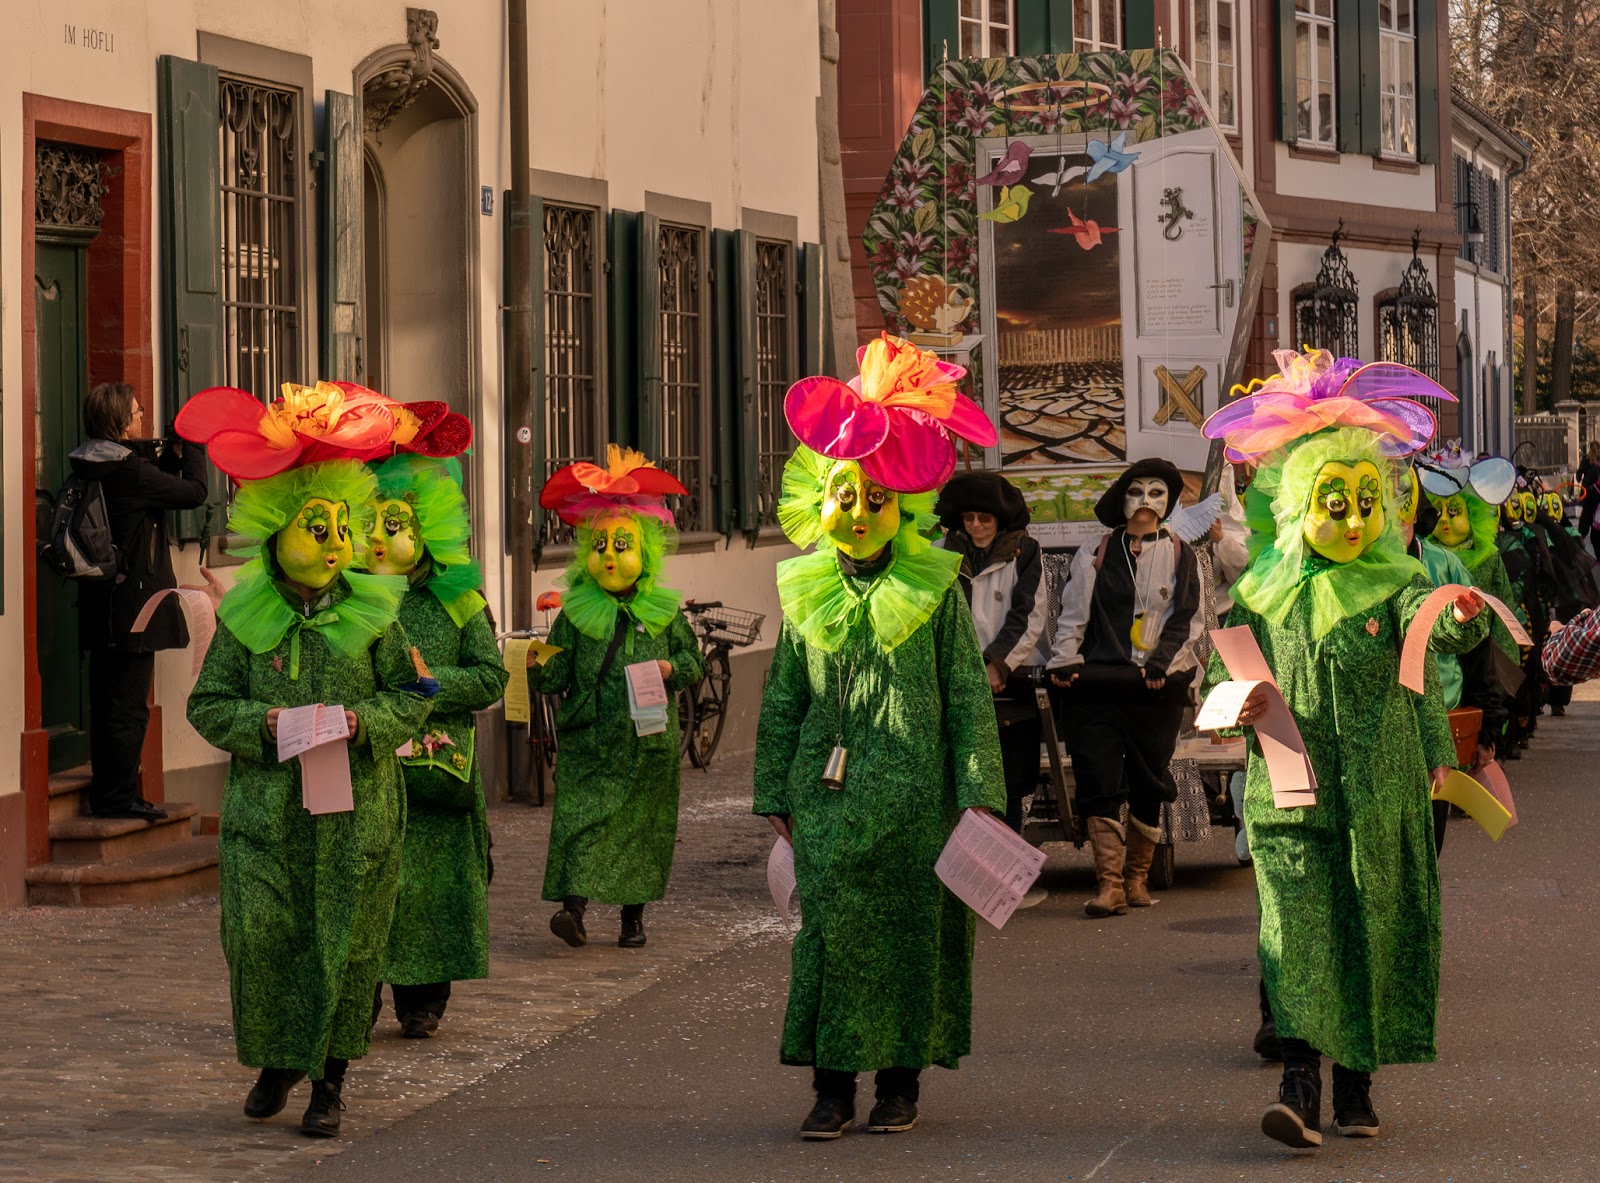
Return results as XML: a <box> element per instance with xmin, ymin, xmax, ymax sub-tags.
<box><xmin>1274</xmin><ymin>143</ymin><xmax>1438</xmax><ymax>212</ymax></box>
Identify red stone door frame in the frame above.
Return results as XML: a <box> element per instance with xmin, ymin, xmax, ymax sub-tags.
<box><xmin>17</xmin><ymin>95</ymin><xmax>156</xmax><ymax>873</ymax></box>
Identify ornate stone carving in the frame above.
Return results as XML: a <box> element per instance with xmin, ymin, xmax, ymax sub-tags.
<box><xmin>35</xmin><ymin>141</ymin><xmax>110</xmax><ymax>231</ymax></box>
<box><xmin>364</xmin><ymin>8</ymin><xmax>440</xmax><ymax>139</ymax></box>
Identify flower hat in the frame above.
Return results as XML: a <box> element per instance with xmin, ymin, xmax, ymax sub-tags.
<box><xmin>538</xmin><ymin>444</ymin><xmax>688</xmax><ymax>527</ymax></box>
<box><xmin>1201</xmin><ymin>347</ymin><xmax>1453</xmax><ymax>465</ymax></box>
<box><xmin>783</xmin><ymin>332</ymin><xmax>998</xmax><ymax>493</ymax></box>
<box><xmin>1415</xmin><ymin>441</ymin><xmax>1518</xmax><ymax>505</ymax></box>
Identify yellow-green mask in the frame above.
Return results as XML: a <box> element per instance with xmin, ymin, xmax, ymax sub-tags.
<box><xmin>1394</xmin><ymin>466</ymin><xmax>1420</xmax><ymax>529</ymax></box>
<box><xmin>1541</xmin><ymin>492</ymin><xmax>1564</xmax><ymax>520</ymax></box>
<box><xmin>1302</xmin><ymin>460</ymin><xmax>1385</xmax><ymax>563</ymax></box>
<box><xmin>275</xmin><ymin>496</ymin><xmax>354</xmax><ymax>590</ymax></box>
<box><xmin>1432</xmin><ymin>493</ymin><xmax>1472</xmax><ymax>548</ymax></box>
<box><xmin>587</xmin><ymin>511</ymin><xmax>644</xmax><ymax>594</ymax></box>
<box><xmin>821</xmin><ymin>461</ymin><xmax>900</xmax><ymax>560</ymax></box>
<box><xmin>367</xmin><ymin>497</ymin><xmax>421</xmax><ymax>576</ymax></box>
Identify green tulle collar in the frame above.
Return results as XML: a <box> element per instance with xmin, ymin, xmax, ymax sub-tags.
<box><xmin>777</xmin><ymin>543</ymin><xmax>960</xmax><ymax>653</ymax></box>
<box><xmin>411</xmin><ymin>555</ymin><xmax>488</xmax><ymax>628</ymax></box>
<box><xmin>1232</xmin><ymin>543</ymin><xmax>1424</xmax><ymax>640</ymax></box>
<box><xmin>218</xmin><ymin>559</ymin><xmax>406</xmax><ymax>678</ymax></box>
<box><xmin>558</xmin><ymin>572</ymin><xmax>682</xmax><ymax>644</ymax></box>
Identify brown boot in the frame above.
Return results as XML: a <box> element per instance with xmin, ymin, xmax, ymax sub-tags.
<box><xmin>1123</xmin><ymin>816</ymin><xmax>1161</xmax><ymax>907</ymax></box>
<box><xmin>1084</xmin><ymin>816</ymin><xmax>1127</xmax><ymax>917</ymax></box>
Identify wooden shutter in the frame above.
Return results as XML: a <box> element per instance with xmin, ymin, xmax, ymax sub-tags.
<box><xmin>724</xmin><ymin>229</ymin><xmax>758</xmax><ymax>538</ymax></box>
<box><xmin>319</xmin><ymin>90</ymin><xmax>362</xmax><ymax>382</ymax></box>
<box><xmin>923</xmin><ymin>0</ymin><xmax>959</xmax><ymax>77</ymax></box>
<box><xmin>1275</xmin><ymin>0</ymin><xmax>1298</xmax><ymax>146</ymax></box>
<box><xmin>157</xmin><ymin>54</ymin><xmax>225</xmax><ymax>543</ymax></box>
<box><xmin>1415</xmin><ymin>0</ymin><xmax>1440</xmax><ymax>164</ymax></box>
<box><xmin>635</xmin><ymin>212</ymin><xmax>663</xmax><ymax>461</ymax></box>
<box><xmin>1333</xmin><ymin>0</ymin><xmax>1364</xmax><ymax>153</ymax></box>
<box><xmin>1016</xmin><ymin>0</ymin><xmax>1075</xmax><ymax>55</ymax></box>
<box><xmin>799</xmin><ymin>241</ymin><xmax>824</xmax><ymax>378</ymax></box>
<box><xmin>606</xmin><ymin>210</ymin><xmax>640</xmax><ymax>447</ymax></box>
<box><xmin>1123</xmin><ymin>0</ymin><xmax>1157</xmax><ymax>48</ymax></box>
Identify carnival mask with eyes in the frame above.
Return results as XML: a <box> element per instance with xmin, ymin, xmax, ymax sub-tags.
<box><xmin>275</xmin><ymin>497</ymin><xmax>354</xmax><ymax>590</ymax></box>
<box><xmin>1431</xmin><ymin>493</ymin><xmax>1472</xmax><ymax>549</ymax></box>
<box><xmin>1392</xmin><ymin>466</ymin><xmax>1420</xmax><ymax>545</ymax></box>
<box><xmin>1302</xmin><ymin>460</ymin><xmax>1386</xmax><ymax>563</ymax></box>
<box><xmin>1124</xmin><ymin>476</ymin><xmax>1169</xmax><ymax>530</ymax></box>
<box><xmin>821</xmin><ymin>461</ymin><xmax>900</xmax><ymax>559</ymax></box>
<box><xmin>1541</xmin><ymin>492</ymin><xmax>1565</xmax><ymax>521</ymax></box>
<box><xmin>587</xmin><ymin>511</ymin><xmax>645</xmax><ymax>594</ymax></box>
<box><xmin>1517</xmin><ymin>491</ymin><xmax>1537</xmax><ymax>523</ymax></box>
<box><xmin>367</xmin><ymin>498</ymin><xmax>421</xmax><ymax>576</ymax></box>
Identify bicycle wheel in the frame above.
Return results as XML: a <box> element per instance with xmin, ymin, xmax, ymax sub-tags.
<box><xmin>677</xmin><ymin>687</ymin><xmax>697</xmax><ymax>763</ymax></box>
<box><xmin>528</xmin><ymin>697</ymin><xmax>553</xmax><ymax>807</ymax></box>
<box><xmin>688</xmin><ymin>649</ymin><xmax>732</xmax><ymax>768</ymax></box>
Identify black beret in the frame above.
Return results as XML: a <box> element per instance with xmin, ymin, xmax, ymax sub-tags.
<box><xmin>1094</xmin><ymin>458</ymin><xmax>1186</xmax><ymax>528</ymax></box>
<box><xmin>934</xmin><ymin>470</ymin><xmax>1030</xmax><ymax>533</ymax></box>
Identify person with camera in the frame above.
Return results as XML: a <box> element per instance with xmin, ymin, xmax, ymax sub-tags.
<box><xmin>69</xmin><ymin>382</ymin><xmax>208</xmax><ymax>819</ymax></box>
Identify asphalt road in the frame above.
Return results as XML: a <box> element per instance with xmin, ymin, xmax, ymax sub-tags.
<box><xmin>299</xmin><ymin>698</ymin><xmax>1600</xmax><ymax>1183</ymax></box>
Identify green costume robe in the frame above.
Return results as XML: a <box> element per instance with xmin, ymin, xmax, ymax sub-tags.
<box><xmin>381</xmin><ymin>581</ymin><xmax>508</xmax><ymax>986</ymax></box>
<box><xmin>753</xmin><ymin>560</ymin><xmax>1006</xmax><ymax>1073</ymax></box>
<box><xmin>1206</xmin><ymin>572</ymin><xmax>1486</xmax><ymax>1071</ymax></box>
<box><xmin>188</xmin><ymin>580</ymin><xmax>429</xmax><ymax>1077</ymax></box>
<box><xmin>1416</xmin><ymin>537</ymin><xmax>1473</xmax><ymax>709</ymax></box>
<box><xmin>1457</xmin><ymin>544</ymin><xmax>1521</xmax><ymax>664</ymax></box>
<box><xmin>532</xmin><ymin>609</ymin><xmax>704</xmax><ymax>904</ymax></box>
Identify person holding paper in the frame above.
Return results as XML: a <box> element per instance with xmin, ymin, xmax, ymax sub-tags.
<box><xmin>1045</xmin><ymin>457</ymin><xmax>1199</xmax><ymax>916</ymax></box>
<box><xmin>182</xmin><ymin>403</ymin><xmax>436</xmax><ymax>1140</ymax></box>
<box><xmin>754</xmin><ymin>335</ymin><xmax>1005</xmax><ymax>1140</ymax></box>
<box><xmin>1200</xmin><ymin>350</ymin><xmax>1489</xmax><ymax>1152</ymax></box>
<box><xmin>530</xmin><ymin>447</ymin><xmax>705</xmax><ymax>950</ymax></box>
<box><xmin>366</xmin><ymin>455</ymin><xmax>508</xmax><ymax>1039</ymax></box>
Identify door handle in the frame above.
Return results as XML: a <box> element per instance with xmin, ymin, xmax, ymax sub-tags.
<box><xmin>1208</xmin><ymin>279</ymin><xmax>1235</xmax><ymax>308</ymax></box>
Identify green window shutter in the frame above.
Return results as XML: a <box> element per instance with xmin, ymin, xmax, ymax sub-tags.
<box><xmin>635</xmin><ymin>212</ymin><xmax>663</xmax><ymax>461</ymax></box>
<box><xmin>1276</xmin><ymin>0</ymin><xmax>1298</xmax><ymax>145</ymax></box>
<box><xmin>1343</xmin><ymin>0</ymin><xmax>1379</xmax><ymax>155</ymax></box>
<box><xmin>710</xmin><ymin>230</ymin><xmax>746</xmax><ymax>537</ymax></box>
<box><xmin>157</xmin><ymin>54</ymin><xmax>225</xmax><ymax>544</ymax></box>
<box><xmin>732</xmin><ymin>230</ymin><xmax>759</xmax><ymax>538</ymax></box>
<box><xmin>923</xmin><ymin>0</ymin><xmax>958</xmax><ymax>76</ymax></box>
<box><xmin>799</xmin><ymin>241</ymin><xmax>824</xmax><ymax>378</ymax></box>
<box><xmin>319</xmin><ymin>91</ymin><xmax>362</xmax><ymax>382</ymax></box>
<box><xmin>1123</xmin><ymin>0</ymin><xmax>1157</xmax><ymax>49</ymax></box>
<box><xmin>1015</xmin><ymin>0</ymin><xmax>1074</xmax><ymax>55</ymax></box>
<box><xmin>1415</xmin><ymin>0</ymin><xmax>1440</xmax><ymax>164</ymax></box>
<box><xmin>606</xmin><ymin>209</ymin><xmax>640</xmax><ymax>447</ymax></box>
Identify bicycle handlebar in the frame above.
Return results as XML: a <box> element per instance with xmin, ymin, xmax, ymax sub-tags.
<box><xmin>683</xmin><ymin>600</ymin><xmax>724</xmax><ymax>613</ymax></box>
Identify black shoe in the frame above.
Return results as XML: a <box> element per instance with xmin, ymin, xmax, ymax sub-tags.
<box><xmin>619</xmin><ymin>918</ymin><xmax>647</xmax><ymax>948</ymax></box>
<box><xmin>800</xmin><ymin>1096</ymin><xmax>855</xmax><ymax>1139</ymax></box>
<box><xmin>243</xmin><ymin>1068</ymin><xmax>306</xmax><ymax>1119</ymax></box>
<box><xmin>1550</xmin><ymin>704</ymin><xmax>1566</xmax><ymax>717</ymax></box>
<box><xmin>299</xmin><ymin>1079</ymin><xmax>345</xmax><ymax>1138</ymax></box>
<box><xmin>1253</xmin><ymin>1017</ymin><xmax>1282</xmax><ymax>1060</ymax></box>
<box><xmin>1332</xmin><ymin>1066</ymin><xmax>1380</xmax><ymax>1137</ymax></box>
<box><xmin>370</xmin><ymin>984</ymin><xmax>385</xmax><ymax>1031</ymax></box>
<box><xmin>90</xmin><ymin>798</ymin><xmax>167</xmax><ymax>821</ymax></box>
<box><xmin>399</xmin><ymin>1011</ymin><xmax>439</xmax><ymax>1039</ymax></box>
<box><xmin>865</xmin><ymin>1095</ymin><xmax>919</xmax><ymax>1133</ymax></box>
<box><xmin>550</xmin><ymin>908</ymin><xmax>587</xmax><ymax>947</ymax></box>
<box><xmin>1262</xmin><ymin>1063</ymin><xmax>1322</xmax><ymax>1148</ymax></box>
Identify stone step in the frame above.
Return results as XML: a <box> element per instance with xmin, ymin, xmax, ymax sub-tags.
<box><xmin>47</xmin><ymin>803</ymin><xmax>200</xmax><ymax>864</ymax></box>
<box><xmin>47</xmin><ymin>764</ymin><xmax>94</xmax><ymax>823</ymax></box>
<box><xmin>25</xmin><ymin>835</ymin><xmax>220</xmax><ymax>908</ymax></box>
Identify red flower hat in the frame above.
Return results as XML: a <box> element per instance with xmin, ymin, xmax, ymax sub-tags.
<box><xmin>539</xmin><ymin>445</ymin><xmax>688</xmax><ymax>527</ymax></box>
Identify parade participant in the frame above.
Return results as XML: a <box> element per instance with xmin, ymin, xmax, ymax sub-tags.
<box><xmin>754</xmin><ymin>333</ymin><xmax>1004</xmax><ymax>1139</ymax></box>
<box><xmin>1046</xmin><ymin>457</ymin><xmax>1199</xmax><ymax>916</ymax></box>
<box><xmin>1544</xmin><ymin>606</ymin><xmax>1600</xmax><ymax>686</ymax></box>
<box><xmin>935</xmin><ymin>470</ymin><xmax>1049</xmax><ymax>833</ymax></box>
<box><xmin>369</xmin><ymin>454</ymin><xmax>507</xmax><ymax>1038</ymax></box>
<box><xmin>1576</xmin><ymin>439</ymin><xmax>1600</xmax><ymax>554</ymax></box>
<box><xmin>530</xmin><ymin>446</ymin><xmax>705</xmax><ymax>949</ymax></box>
<box><xmin>1201</xmin><ymin>350</ymin><xmax>1489</xmax><ymax>1150</ymax></box>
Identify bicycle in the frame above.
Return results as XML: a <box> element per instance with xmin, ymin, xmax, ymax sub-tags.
<box><xmin>499</xmin><ymin>608</ymin><xmax>562</xmax><ymax>805</ymax></box>
<box><xmin>677</xmin><ymin>601</ymin><xmax>765</xmax><ymax>770</ymax></box>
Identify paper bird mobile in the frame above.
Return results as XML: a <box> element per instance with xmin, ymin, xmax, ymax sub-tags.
<box><xmin>975</xmin><ymin>142</ymin><xmax>1033</xmax><ymax>187</ymax></box>
<box><xmin>1035</xmin><ymin>158</ymin><xmax>1089</xmax><ymax>197</ymax></box>
<box><xmin>1086</xmin><ymin>132</ymin><xmax>1139</xmax><ymax>182</ymax></box>
<box><xmin>1048</xmin><ymin>208</ymin><xmax>1119</xmax><ymax>249</ymax></box>
<box><xmin>979</xmin><ymin>184</ymin><xmax>1034</xmax><ymax>224</ymax></box>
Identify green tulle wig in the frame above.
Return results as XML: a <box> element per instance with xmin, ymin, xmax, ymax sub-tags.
<box><xmin>372</xmin><ymin>454</ymin><xmax>486</xmax><ymax>627</ymax></box>
<box><xmin>558</xmin><ymin>510</ymin><xmax>683</xmax><ymax>643</ymax></box>
<box><xmin>1232</xmin><ymin>427</ymin><xmax>1425</xmax><ymax>639</ymax></box>
<box><xmin>1425</xmin><ymin>486</ymin><xmax>1501</xmax><ymax>570</ymax></box>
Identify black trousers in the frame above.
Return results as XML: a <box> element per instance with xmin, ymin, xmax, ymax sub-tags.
<box><xmin>390</xmin><ymin>981</ymin><xmax>452</xmax><ymax>1019</ymax></box>
<box><xmin>87</xmin><ymin>648</ymin><xmax>155</xmax><ymax>813</ymax></box>
<box><xmin>1058</xmin><ymin>670</ymin><xmax>1193</xmax><ymax>828</ymax></box>
<box><xmin>996</xmin><ymin>711</ymin><xmax>1042</xmax><ymax>834</ymax></box>
<box><xmin>813</xmin><ymin>1066</ymin><xmax>921</xmax><ymax>1103</ymax></box>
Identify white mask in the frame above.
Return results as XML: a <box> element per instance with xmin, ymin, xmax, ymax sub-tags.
<box><xmin>1124</xmin><ymin>476</ymin><xmax>1169</xmax><ymax>523</ymax></box>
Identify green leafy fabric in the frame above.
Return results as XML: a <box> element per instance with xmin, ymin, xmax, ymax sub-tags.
<box><xmin>187</xmin><ymin>606</ymin><xmax>430</xmax><ymax>1076</ymax></box>
<box><xmin>383</xmin><ymin>588</ymin><xmax>509</xmax><ymax>987</ymax></box>
<box><xmin>1203</xmin><ymin>574</ymin><xmax>1488</xmax><ymax>1072</ymax></box>
<box><xmin>752</xmin><ymin>582</ymin><xmax>1005</xmax><ymax>1072</ymax></box>
<box><xmin>530</xmin><ymin>610</ymin><xmax>705</xmax><ymax>904</ymax></box>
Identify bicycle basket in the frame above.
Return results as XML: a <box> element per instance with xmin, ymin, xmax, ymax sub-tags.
<box><xmin>700</xmin><ymin>607</ymin><xmax>765</xmax><ymax>648</ymax></box>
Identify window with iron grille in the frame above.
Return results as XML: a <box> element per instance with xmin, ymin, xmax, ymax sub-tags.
<box><xmin>657</xmin><ymin>222</ymin><xmax>709</xmax><ymax>533</ymax></box>
<box><xmin>1292</xmin><ymin>228</ymin><xmax>1360</xmax><ymax>357</ymax></box>
<box><xmin>218</xmin><ymin>76</ymin><xmax>301</xmax><ymax>399</ymax></box>
<box><xmin>960</xmin><ymin>0</ymin><xmax>1016</xmax><ymax>56</ymax></box>
<box><xmin>1377</xmin><ymin>240</ymin><xmax>1439</xmax><ymax>378</ymax></box>
<box><xmin>542</xmin><ymin>201</ymin><xmax>604</xmax><ymax>547</ymax></box>
<box><xmin>754</xmin><ymin>238</ymin><xmax>798</xmax><ymax>526</ymax></box>
<box><xmin>1074</xmin><ymin>0</ymin><xmax>1122</xmax><ymax>51</ymax></box>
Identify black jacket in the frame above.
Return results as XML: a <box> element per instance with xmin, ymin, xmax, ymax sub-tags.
<box><xmin>68</xmin><ymin>438</ymin><xmax>208</xmax><ymax>652</ymax></box>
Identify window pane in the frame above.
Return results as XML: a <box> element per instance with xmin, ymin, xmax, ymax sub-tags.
<box><xmin>1218</xmin><ymin>1</ymin><xmax>1235</xmax><ymax>66</ymax></box>
<box><xmin>1400</xmin><ymin>98</ymin><xmax>1415</xmax><ymax>155</ymax></box>
<box><xmin>1398</xmin><ymin>0</ymin><xmax>1412</xmax><ymax>34</ymax></box>
<box><xmin>990</xmin><ymin>27</ymin><xmax>1011</xmax><ymax>55</ymax></box>
<box><xmin>1316</xmin><ymin>0</ymin><xmax>1333</xmax><ymax>16</ymax></box>
<box><xmin>1296</xmin><ymin>0</ymin><xmax>1311</xmax><ymax>9</ymax></box>
<box><xmin>1379</xmin><ymin>0</ymin><xmax>1394</xmax><ymax>30</ymax></box>
<box><xmin>961</xmin><ymin>22</ymin><xmax>982</xmax><ymax>56</ymax></box>
<box><xmin>1318</xmin><ymin>83</ymin><xmax>1334</xmax><ymax>144</ymax></box>
<box><xmin>961</xmin><ymin>0</ymin><xmax>980</xmax><ymax>18</ymax></box>
<box><xmin>1219</xmin><ymin>67</ymin><xmax>1235</xmax><ymax>127</ymax></box>
<box><xmin>1196</xmin><ymin>12</ymin><xmax>1212</xmax><ymax>68</ymax></box>
<box><xmin>989</xmin><ymin>0</ymin><xmax>1010</xmax><ymax>27</ymax></box>
<box><xmin>1075</xmin><ymin>3</ymin><xmax>1093</xmax><ymax>41</ymax></box>
<box><xmin>1382</xmin><ymin>95</ymin><xmax>1396</xmax><ymax>150</ymax></box>
<box><xmin>1297</xmin><ymin>20</ymin><xmax>1311</xmax><ymax>83</ymax></box>
<box><xmin>1317</xmin><ymin>28</ymin><xmax>1333</xmax><ymax>89</ymax></box>
<box><xmin>1100</xmin><ymin>2</ymin><xmax>1118</xmax><ymax>47</ymax></box>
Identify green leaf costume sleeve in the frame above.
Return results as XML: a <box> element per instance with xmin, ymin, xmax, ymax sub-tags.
<box><xmin>1395</xmin><ymin>575</ymin><xmax>1487</xmax><ymax>771</ymax></box>
<box><xmin>662</xmin><ymin>612</ymin><xmax>705</xmax><ymax>693</ymax></box>
<box><xmin>530</xmin><ymin>613</ymin><xmax>577</xmax><ymax>696</ymax></box>
<box><xmin>933</xmin><ymin>588</ymin><xmax>1007</xmax><ymax>814</ymax></box>
<box><xmin>427</xmin><ymin>610</ymin><xmax>510</xmax><ymax>714</ymax></box>
<box><xmin>350</xmin><ymin>622</ymin><xmax>432</xmax><ymax>754</ymax></box>
<box><xmin>1397</xmin><ymin>574</ymin><xmax>1490</xmax><ymax>657</ymax></box>
<box><xmin>187</xmin><ymin>622</ymin><xmax>271</xmax><ymax>761</ymax></box>
<box><xmin>752</xmin><ymin>621</ymin><xmax>809</xmax><ymax>818</ymax></box>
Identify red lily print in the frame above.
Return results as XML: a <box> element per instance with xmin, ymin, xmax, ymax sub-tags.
<box><xmin>1161</xmin><ymin>74</ymin><xmax>1192</xmax><ymax>115</ymax></box>
<box><xmin>1113</xmin><ymin>71</ymin><xmax>1154</xmax><ymax>102</ymax></box>
<box><xmin>1049</xmin><ymin>209</ymin><xmax>1120</xmax><ymax>251</ymax></box>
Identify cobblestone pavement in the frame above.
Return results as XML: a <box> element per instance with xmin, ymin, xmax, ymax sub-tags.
<box><xmin>0</xmin><ymin>754</ymin><xmax>777</xmax><ymax>1182</ymax></box>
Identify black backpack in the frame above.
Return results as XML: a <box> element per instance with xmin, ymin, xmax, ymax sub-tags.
<box><xmin>43</xmin><ymin>475</ymin><xmax>121</xmax><ymax>580</ymax></box>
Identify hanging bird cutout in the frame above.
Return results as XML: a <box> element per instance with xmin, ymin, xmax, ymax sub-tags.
<box><xmin>1048</xmin><ymin>208</ymin><xmax>1119</xmax><ymax>250</ymax></box>
<box><xmin>979</xmin><ymin>184</ymin><xmax>1034</xmax><ymax>224</ymax></box>
<box><xmin>1035</xmin><ymin>156</ymin><xmax>1089</xmax><ymax>197</ymax></box>
<box><xmin>975</xmin><ymin>141</ymin><xmax>1033</xmax><ymax>187</ymax></box>
<box><xmin>1086</xmin><ymin>131</ymin><xmax>1139</xmax><ymax>182</ymax></box>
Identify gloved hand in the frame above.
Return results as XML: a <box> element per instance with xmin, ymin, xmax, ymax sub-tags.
<box><xmin>400</xmin><ymin>677</ymin><xmax>441</xmax><ymax>699</ymax></box>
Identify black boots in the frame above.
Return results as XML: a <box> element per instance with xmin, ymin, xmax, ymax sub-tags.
<box><xmin>1253</xmin><ymin>978</ymin><xmax>1282</xmax><ymax>1060</ymax></box>
<box><xmin>800</xmin><ymin>1096</ymin><xmax>856</xmax><ymax>1139</ymax></box>
<box><xmin>1331</xmin><ymin>1064</ymin><xmax>1380</xmax><ymax>1137</ymax></box>
<box><xmin>619</xmin><ymin>903</ymin><xmax>647</xmax><ymax>948</ymax></box>
<box><xmin>551</xmin><ymin>896</ymin><xmax>588</xmax><ymax>947</ymax></box>
<box><xmin>802</xmin><ymin>1067</ymin><xmax>919</xmax><ymax>1139</ymax></box>
<box><xmin>243</xmin><ymin>1068</ymin><xmax>306</xmax><ymax>1119</ymax></box>
<box><xmin>1262</xmin><ymin>1041</ymin><xmax>1322</xmax><ymax>1148</ymax></box>
<box><xmin>300</xmin><ymin>1059</ymin><xmax>348</xmax><ymax>1138</ymax></box>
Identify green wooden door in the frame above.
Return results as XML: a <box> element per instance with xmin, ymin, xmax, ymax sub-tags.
<box><xmin>34</xmin><ymin>237</ymin><xmax>92</xmax><ymax>773</ymax></box>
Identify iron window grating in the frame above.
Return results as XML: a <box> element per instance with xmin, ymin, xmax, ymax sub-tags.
<box><xmin>542</xmin><ymin>201</ymin><xmax>605</xmax><ymax>547</ymax></box>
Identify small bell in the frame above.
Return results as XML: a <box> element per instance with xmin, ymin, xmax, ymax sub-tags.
<box><xmin>822</xmin><ymin>745</ymin><xmax>849</xmax><ymax>790</ymax></box>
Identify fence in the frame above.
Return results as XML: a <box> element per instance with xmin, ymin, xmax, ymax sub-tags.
<box><xmin>1512</xmin><ymin>414</ymin><xmax>1568</xmax><ymax>469</ymax></box>
<box><xmin>997</xmin><ymin>325</ymin><xmax>1121</xmax><ymax>365</ymax></box>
